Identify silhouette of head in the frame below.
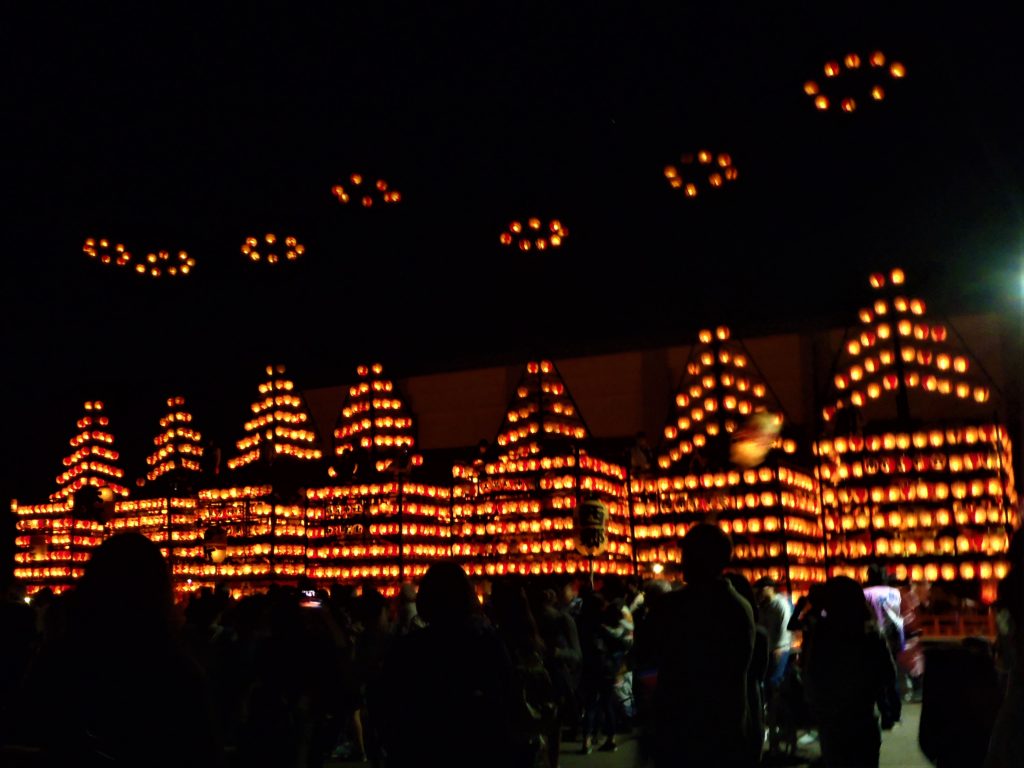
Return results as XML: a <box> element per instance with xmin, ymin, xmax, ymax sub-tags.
<box><xmin>73</xmin><ymin>531</ymin><xmax>174</xmax><ymax>646</ymax></box>
<box><xmin>865</xmin><ymin>563</ymin><xmax>890</xmax><ymax>587</ymax></box>
<box><xmin>820</xmin><ymin>575</ymin><xmax>873</xmax><ymax>633</ymax></box>
<box><xmin>681</xmin><ymin>523</ymin><xmax>733</xmax><ymax>584</ymax></box>
<box><xmin>417</xmin><ymin>561</ymin><xmax>480</xmax><ymax>626</ymax></box>
<box><xmin>753</xmin><ymin>575</ymin><xmax>778</xmax><ymax>603</ymax></box>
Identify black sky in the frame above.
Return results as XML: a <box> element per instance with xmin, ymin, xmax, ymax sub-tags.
<box><xmin>3</xmin><ymin>2</ymin><xmax>1024</xmax><ymax>502</ymax></box>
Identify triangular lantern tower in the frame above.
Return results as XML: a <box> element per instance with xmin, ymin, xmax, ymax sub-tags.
<box><xmin>227</xmin><ymin>364</ymin><xmax>324</xmax><ymax>474</ymax></box>
<box><xmin>460</xmin><ymin>359</ymin><xmax>633</xmax><ymax>578</ymax></box>
<box><xmin>13</xmin><ymin>400</ymin><xmax>128</xmax><ymax>596</ymax></box>
<box><xmin>307</xmin><ymin>362</ymin><xmax>450</xmax><ymax>595</ymax></box>
<box><xmin>332</xmin><ymin>362</ymin><xmax>418</xmax><ymax>480</ymax></box>
<box><xmin>635</xmin><ymin>327</ymin><xmax>825</xmax><ymax>594</ymax></box>
<box><xmin>143</xmin><ymin>396</ymin><xmax>205</xmax><ymax>485</ymax></box>
<box><xmin>52</xmin><ymin>400</ymin><xmax>129</xmax><ymax>502</ymax></box>
<box><xmin>196</xmin><ymin>365</ymin><xmax>323</xmax><ymax>595</ymax></box>
<box><xmin>110</xmin><ymin>396</ymin><xmax>206</xmax><ymax>594</ymax></box>
<box><xmin>815</xmin><ymin>268</ymin><xmax>1019</xmax><ymax>602</ymax></box>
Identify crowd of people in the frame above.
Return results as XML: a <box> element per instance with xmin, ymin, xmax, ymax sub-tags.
<box><xmin>0</xmin><ymin>525</ymin><xmax>1021</xmax><ymax>768</ymax></box>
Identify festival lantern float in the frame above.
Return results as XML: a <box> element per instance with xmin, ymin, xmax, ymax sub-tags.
<box><xmin>663</xmin><ymin>151</ymin><xmax>738</xmax><ymax>198</ymax></box>
<box><xmin>109</xmin><ymin>396</ymin><xmax>206</xmax><ymax>593</ymax></box>
<box><xmin>803</xmin><ymin>51</ymin><xmax>905</xmax><ymax>113</ymax></box>
<box><xmin>815</xmin><ymin>269</ymin><xmax>1019</xmax><ymax>603</ymax></box>
<box><xmin>331</xmin><ymin>174</ymin><xmax>402</xmax><ymax>207</ymax></box>
<box><xmin>499</xmin><ymin>218</ymin><xmax>568</xmax><ymax>251</ymax></box>
<box><xmin>196</xmin><ymin>365</ymin><xmax>323</xmax><ymax>595</ymax></box>
<box><xmin>455</xmin><ymin>360</ymin><xmax>633</xmax><ymax>579</ymax></box>
<box><xmin>635</xmin><ymin>328</ymin><xmax>825</xmax><ymax>594</ymax></box>
<box><xmin>306</xmin><ymin>363</ymin><xmax>449</xmax><ymax>595</ymax></box>
<box><xmin>13</xmin><ymin>401</ymin><xmax>128</xmax><ymax>595</ymax></box>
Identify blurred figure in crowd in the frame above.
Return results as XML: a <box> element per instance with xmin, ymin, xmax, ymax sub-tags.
<box><xmin>643</xmin><ymin>523</ymin><xmax>755</xmax><ymax>767</ymax></box>
<box><xmin>803</xmin><ymin>576</ymin><xmax>896</xmax><ymax>768</ymax></box>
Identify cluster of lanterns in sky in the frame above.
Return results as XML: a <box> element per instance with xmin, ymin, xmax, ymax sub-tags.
<box><xmin>83</xmin><ymin>238</ymin><xmax>196</xmax><ymax>278</ymax></box>
<box><xmin>240</xmin><ymin>234</ymin><xmax>306</xmax><ymax>265</ymax></box>
<box><xmin>332</xmin><ymin>174</ymin><xmax>401</xmax><ymax>206</ymax></box>
<box><xmin>498</xmin><ymin>218</ymin><xmax>569</xmax><ymax>251</ymax></box>
<box><xmin>803</xmin><ymin>51</ymin><xmax>906</xmax><ymax>113</ymax></box>
<box><xmin>80</xmin><ymin>49</ymin><xmax>909</xmax><ymax>278</ymax></box>
<box><xmin>663</xmin><ymin>152</ymin><xmax>739</xmax><ymax>198</ymax></box>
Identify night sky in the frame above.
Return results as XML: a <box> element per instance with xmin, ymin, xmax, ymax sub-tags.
<box><xmin>4</xmin><ymin>2</ymin><xmax>1024</xmax><ymax>506</ymax></box>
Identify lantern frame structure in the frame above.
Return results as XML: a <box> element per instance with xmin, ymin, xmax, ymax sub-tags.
<box><xmin>454</xmin><ymin>359</ymin><xmax>633</xmax><ymax>579</ymax></box>
<box><xmin>815</xmin><ymin>269</ymin><xmax>1019</xmax><ymax>600</ymax></box>
<box><xmin>307</xmin><ymin>363</ymin><xmax>449</xmax><ymax>594</ymax></box>
<box><xmin>635</xmin><ymin>327</ymin><xmax>825</xmax><ymax>595</ymax></box>
<box><xmin>14</xmin><ymin>401</ymin><xmax>128</xmax><ymax>595</ymax></box>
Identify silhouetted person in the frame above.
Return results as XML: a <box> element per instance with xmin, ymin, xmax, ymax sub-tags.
<box><xmin>642</xmin><ymin>523</ymin><xmax>755</xmax><ymax>767</ymax></box>
<box><xmin>577</xmin><ymin>590</ymin><xmax>629</xmax><ymax>754</ymax></box>
<box><xmin>802</xmin><ymin>576</ymin><xmax>896</xmax><ymax>768</ymax></box>
<box><xmin>754</xmin><ymin>575</ymin><xmax>793</xmax><ymax>755</ymax></box>
<box><xmin>986</xmin><ymin>528</ymin><xmax>1024</xmax><ymax>767</ymax></box>
<box><xmin>17</xmin><ymin>532</ymin><xmax>219</xmax><ymax>767</ymax></box>
<box><xmin>726</xmin><ymin>572</ymin><xmax>770</xmax><ymax>764</ymax></box>
<box><xmin>531</xmin><ymin>584</ymin><xmax>582</xmax><ymax>766</ymax></box>
<box><xmin>919</xmin><ymin>637</ymin><xmax>1000</xmax><ymax>768</ymax></box>
<box><xmin>491</xmin><ymin>579</ymin><xmax>558</xmax><ymax>767</ymax></box>
<box><xmin>378</xmin><ymin>562</ymin><xmax>517</xmax><ymax>768</ymax></box>
<box><xmin>394</xmin><ymin>583</ymin><xmax>425</xmax><ymax>636</ymax></box>
<box><xmin>0</xmin><ymin>583</ymin><xmax>36</xmax><ymax>728</ymax></box>
<box><xmin>864</xmin><ymin>563</ymin><xmax>904</xmax><ymax>728</ymax></box>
